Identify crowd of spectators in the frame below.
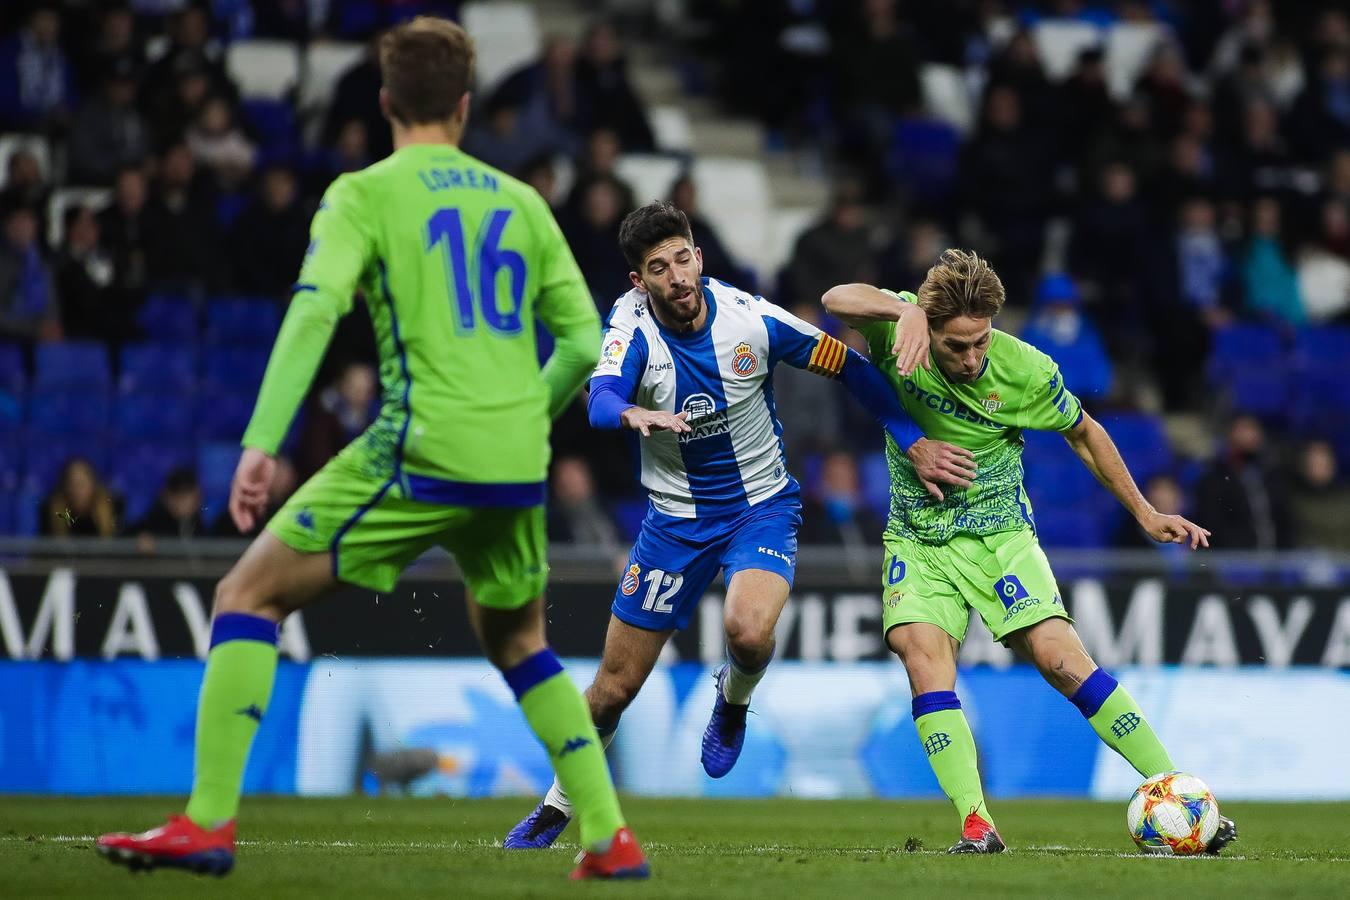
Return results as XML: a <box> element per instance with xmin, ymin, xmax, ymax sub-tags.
<box><xmin>1</xmin><ymin>0</ymin><xmax>1349</xmax><ymax>557</ymax></box>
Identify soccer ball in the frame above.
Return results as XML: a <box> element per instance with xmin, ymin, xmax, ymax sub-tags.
<box><xmin>1126</xmin><ymin>772</ymin><xmax>1220</xmax><ymax>855</ymax></box>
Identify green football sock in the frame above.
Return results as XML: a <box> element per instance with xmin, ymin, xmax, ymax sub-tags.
<box><xmin>506</xmin><ymin>651</ymin><xmax>625</xmax><ymax>851</ymax></box>
<box><xmin>185</xmin><ymin>613</ymin><xmax>280</xmax><ymax>828</ymax></box>
<box><xmin>913</xmin><ymin>692</ymin><xmax>991</xmax><ymax>827</ymax></box>
<box><xmin>1070</xmin><ymin>669</ymin><xmax>1174</xmax><ymax>778</ymax></box>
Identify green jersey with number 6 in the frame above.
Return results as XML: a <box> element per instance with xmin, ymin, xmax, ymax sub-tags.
<box><xmin>241</xmin><ymin>143</ymin><xmax>597</xmax><ymax>487</ymax></box>
<box><xmin>859</xmin><ymin>291</ymin><xmax>1083</xmax><ymax>545</ymax></box>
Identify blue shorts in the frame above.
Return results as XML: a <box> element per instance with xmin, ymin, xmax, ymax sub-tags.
<box><xmin>611</xmin><ymin>488</ymin><xmax>803</xmax><ymax>632</ymax></box>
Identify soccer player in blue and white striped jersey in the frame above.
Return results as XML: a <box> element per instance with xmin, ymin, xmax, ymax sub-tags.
<box><xmin>505</xmin><ymin>202</ymin><xmax>975</xmax><ymax>849</ymax></box>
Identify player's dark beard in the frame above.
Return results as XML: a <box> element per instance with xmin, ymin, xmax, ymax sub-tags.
<box><xmin>650</xmin><ymin>282</ymin><xmax>702</xmax><ymax>325</ymax></box>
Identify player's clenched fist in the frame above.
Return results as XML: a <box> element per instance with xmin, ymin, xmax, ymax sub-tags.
<box><xmin>620</xmin><ymin>407</ymin><xmax>692</xmax><ymax>437</ymax></box>
<box><xmin>905</xmin><ymin>437</ymin><xmax>978</xmax><ymax>501</ymax></box>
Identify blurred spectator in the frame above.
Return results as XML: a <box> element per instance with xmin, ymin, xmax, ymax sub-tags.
<box><xmin>773</xmin><ymin>301</ymin><xmax>842</xmax><ymax>466</ymax></box>
<box><xmin>878</xmin><ymin>217</ymin><xmax>944</xmax><ymax>294</ymax></box>
<box><xmin>187</xmin><ymin>95</ymin><xmax>256</xmax><ymax>191</ymax></box>
<box><xmin>129</xmin><ymin>466</ymin><xmax>204</xmax><ymax>543</ymax></box>
<box><xmin>962</xmin><ymin>85</ymin><xmax>1051</xmax><ymax>302</ymax></box>
<box><xmin>0</xmin><ymin>203</ymin><xmax>60</xmax><ymax>342</ymax></box>
<box><xmin>0</xmin><ymin>147</ymin><xmax>50</xmax><ymax>222</ymax></box>
<box><xmin>299</xmin><ymin>361</ymin><xmax>377</xmax><ymax>479</ymax></box>
<box><xmin>0</xmin><ymin>5</ymin><xmax>75</xmax><ymax>132</ymax></box>
<box><xmin>574</xmin><ymin>21</ymin><xmax>654</xmax><ymax>153</ymax></box>
<box><xmin>560</xmin><ymin>174</ymin><xmax>632</xmax><ymax>308</ymax></box>
<box><xmin>1210</xmin><ymin>43</ymin><xmax>1277</xmax><ymax>145</ymax></box>
<box><xmin>213</xmin><ymin>454</ymin><xmax>298</xmax><ymax>537</ymax></box>
<box><xmin>1217</xmin><ymin>98</ymin><xmax>1294</xmax><ymax>202</ymax></box>
<box><xmin>1289</xmin><ymin>48</ymin><xmax>1350</xmax><ymax>160</ymax></box>
<box><xmin>147</xmin><ymin>52</ymin><xmax>216</xmax><ymax>148</ymax></box>
<box><xmin>97</xmin><ymin>165</ymin><xmax>149</xmax><ymax>302</ymax></box>
<box><xmin>783</xmin><ymin>178</ymin><xmax>877</xmax><ymax>308</ymax></box>
<box><xmin>1134</xmin><ymin>42</ymin><xmax>1194</xmax><ymax>140</ymax></box>
<box><xmin>1241</xmin><ymin>196</ymin><xmax>1304</xmax><ymax>327</ymax></box>
<box><xmin>1297</xmin><ymin>200</ymin><xmax>1350</xmax><ymax>323</ymax></box>
<box><xmin>561</xmin><ymin>129</ymin><xmax>633</xmax><ymax>218</ymax></box>
<box><xmin>143</xmin><ymin>4</ymin><xmax>231</xmax><ymax>114</ymax></box>
<box><xmin>142</xmin><ymin>142</ymin><xmax>222</xmax><ymax>295</ymax></box>
<box><xmin>1068</xmin><ymin>162</ymin><xmax>1155</xmax><ymax>346</ymax></box>
<box><xmin>833</xmin><ymin>0</ymin><xmax>923</xmax><ymax>154</ymax></box>
<box><xmin>1114</xmin><ymin>473</ymin><xmax>1188</xmax><ymax>551</ymax></box>
<box><xmin>307</xmin><ymin>119</ymin><xmax>372</xmax><ymax>198</ymax></box>
<box><xmin>986</xmin><ymin>30</ymin><xmax>1056</xmax><ymax>130</ymax></box>
<box><xmin>1152</xmin><ymin>133</ymin><xmax>1216</xmax><ymax>222</ymax></box>
<box><xmin>41</xmin><ymin>457</ymin><xmax>118</xmax><ymax>538</ymax></box>
<box><xmin>546</xmin><ymin>456</ymin><xmax>620</xmax><ymax>549</ymax></box>
<box><xmin>323</xmin><ymin>38</ymin><xmax>391</xmax><ymax>160</ymax></box>
<box><xmin>517</xmin><ymin>153</ymin><xmax>558</xmax><ymax>206</ymax></box>
<box><xmin>1058</xmin><ymin>48</ymin><xmax>1116</xmax><ymax>167</ymax></box>
<box><xmin>1155</xmin><ymin>197</ymin><xmax>1235</xmax><ymax>409</ymax></box>
<box><xmin>1194</xmin><ymin>414</ymin><xmax>1292</xmax><ymax>551</ymax></box>
<box><xmin>67</xmin><ymin>56</ymin><xmax>147</xmax><ymax>185</ymax></box>
<box><xmin>669</xmin><ymin>174</ymin><xmax>745</xmax><ymax>288</ymax></box>
<box><xmin>1018</xmin><ymin>274</ymin><xmax>1113</xmax><ymax>403</ymax></box>
<box><xmin>800</xmin><ymin>452</ymin><xmax>883</xmax><ymax>546</ymax></box>
<box><xmin>56</xmin><ymin>205</ymin><xmax>126</xmax><ymax>342</ymax></box>
<box><xmin>470</xmin><ymin>36</ymin><xmax>581</xmax><ymax>171</ymax></box>
<box><xmin>77</xmin><ymin>4</ymin><xmax>143</xmax><ymax>87</ymax></box>
<box><xmin>229</xmin><ymin>164</ymin><xmax>308</xmax><ymax>296</ymax></box>
<box><xmin>1289</xmin><ymin>440</ymin><xmax>1350</xmax><ymax>552</ymax></box>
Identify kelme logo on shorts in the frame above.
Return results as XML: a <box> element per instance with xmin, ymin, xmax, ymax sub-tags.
<box><xmin>620</xmin><ymin>564</ymin><xmax>640</xmax><ymax>596</ymax></box>
<box><xmin>923</xmin><ymin>732</ymin><xmax>952</xmax><ymax>756</ymax></box>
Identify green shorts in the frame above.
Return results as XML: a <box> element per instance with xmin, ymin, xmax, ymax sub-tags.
<box><xmin>267</xmin><ymin>450</ymin><xmax>547</xmax><ymax>607</ymax></box>
<box><xmin>880</xmin><ymin>528</ymin><xmax>1071</xmax><ymax>644</ymax></box>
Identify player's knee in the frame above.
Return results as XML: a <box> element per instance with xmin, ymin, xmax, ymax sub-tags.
<box><xmin>723</xmin><ymin>612</ymin><xmax>773</xmax><ymax>663</ymax></box>
<box><xmin>212</xmin><ymin>569</ymin><xmax>274</xmax><ymax>618</ymax></box>
<box><xmin>588</xmin><ymin>672</ymin><xmax>642</xmax><ymax>719</ymax></box>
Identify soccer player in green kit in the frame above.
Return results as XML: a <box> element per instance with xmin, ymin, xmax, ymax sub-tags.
<box><xmin>97</xmin><ymin>17</ymin><xmax>647</xmax><ymax>881</ymax></box>
<box><xmin>824</xmin><ymin>249</ymin><xmax>1237</xmax><ymax>855</ymax></box>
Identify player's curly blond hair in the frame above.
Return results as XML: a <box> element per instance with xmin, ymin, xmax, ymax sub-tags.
<box><xmin>916</xmin><ymin>249</ymin><xmax>1006</xmax><ymax>326</ymax></box>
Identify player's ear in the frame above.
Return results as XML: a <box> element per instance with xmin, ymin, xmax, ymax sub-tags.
<box><xmin>694</xmin><ymin>245</ymin><xmax>703</xmax><ymax>275</ymax></box>
<box><xmin>629</xmin><ymin>270</ymin><xmax>644</xmax><ymax>292</ymax></box>
<box><xmin>378</xmin><ymin>87</ymin><xmax>391</xmax><ymax>122</ymax></box>
<box><xmin>455</xmin><ymin>92</ymin><xmax>471</xmax><ymax>127</ymax></box>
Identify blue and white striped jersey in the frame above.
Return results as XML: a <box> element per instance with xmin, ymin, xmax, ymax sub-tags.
<box><xmin>589</xmin><ymin>277</ymin><xmax>850</xmax><ymax>518</ymax></box>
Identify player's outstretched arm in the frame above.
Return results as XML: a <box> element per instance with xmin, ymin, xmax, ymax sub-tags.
<box><xmin>1063</xmin><ymin>413</ymin><xmax>1212</xmax><ymax>549</ymax></box>
<box><xmin>531</xmin><ymin>192</ymin><xmax>603</xmax><ymax>419</ymax></box>
<box><xmin>822</xmin><ymin>283</ymin><xmax>930</xmax><ymax>375</ymax></box>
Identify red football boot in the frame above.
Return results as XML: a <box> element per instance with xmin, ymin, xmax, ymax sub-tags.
<box><xmin>569</xmin><ymin>827</ymin><xmax>650</xmax><ymax>880</ymax></box>
<box><xmin>97</xmin><ymin>815</ymin><xmax>236</xmax><ymax>875</ymax></box>
<box><xmin>948</xmin><ymin>810</ymin><xmax>1006</xmax><ymax>854</ymax></box>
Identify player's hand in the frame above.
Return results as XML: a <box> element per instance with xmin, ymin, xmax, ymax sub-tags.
<box><xmin>1139</xmin><ymin>510</ymin><xmax>1211</xmax><ymax>549</ymax></box>
<box><xmin>906</xmin><ymin>438</ymin><xmax>977</xmax><ymax>501</ymax></box>
<box><xmin>229</xmin><ymin>447</ymin><xmax>277</xmax><ymax>533</ymax></box>
<box><xmin>620</xmin><ymin>407</ymin><xmax>692</xmax><ymax>438</ymax></box>
<box><xmin>891</xmin><ymin>304</ymin><xmax>931</xmax><ymax>376</ymax></box>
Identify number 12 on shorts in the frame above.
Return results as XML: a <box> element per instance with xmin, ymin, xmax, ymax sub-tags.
<box><xmin>642</xmin><ymin>569</ymin><xmax>684</xmax><ymax>613</ymax></box>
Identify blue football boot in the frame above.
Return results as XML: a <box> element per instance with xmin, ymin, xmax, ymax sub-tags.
<box><xmin>504</xmin><ymin>800</ymin><xmax>571</xmax><ymax>850</ymax></box>
<box><xmin>701</xmin><ymin>665</ymin><xmax>749</xmax><ymax>778</ymax></box>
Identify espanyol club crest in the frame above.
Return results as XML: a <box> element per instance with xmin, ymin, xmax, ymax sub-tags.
<box><xmin>620</xmin><ymin>564</ymin><xmax>641</xmax><ymax>596</ymax></box>
<box><xmin>982</xmin><ymin>391</ymin><xmax>1004</xmax><ymax>415</ymax></box>
<box><xmin>732</xmin><ymin>340</ymin><xmax>758</xmax><ymax>377</ymax></box>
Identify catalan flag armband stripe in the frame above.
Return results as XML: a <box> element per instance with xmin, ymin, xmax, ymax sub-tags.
<box><xmin>807</xmin><ymin>334</ymin><xmax>847</xmax><ymax>377</ymax></box>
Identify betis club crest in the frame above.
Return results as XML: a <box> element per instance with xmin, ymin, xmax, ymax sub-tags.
<box><xmin>982</xmin><ymin>391</ymin><xmax>1004</xmax><ymax>415</ymax></box>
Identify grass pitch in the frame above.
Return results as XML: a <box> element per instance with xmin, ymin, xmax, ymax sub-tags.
<box><xmin>1</xmin><ymin>796</ymin><xmax>1346</xmax><ymax>898</ymax></box>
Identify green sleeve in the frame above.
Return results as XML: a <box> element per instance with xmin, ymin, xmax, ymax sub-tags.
<box><xmin>241</xmin><ymin>176</ymin><xmax>366</xmax><ymax>453</ymax></box>
<box><xmin>1019</xmin><ymin>356</ymin><xmax>1084</xmax><ymax>433</ymax></box>
<box><xmin>527</xmin><ymin>191</ymin><xmax>601</xmax><ymax>419</ymax></box>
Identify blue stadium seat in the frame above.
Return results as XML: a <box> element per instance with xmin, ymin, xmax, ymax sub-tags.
<box><xmin>34</xmin><ymin>341</ymin><xmax>111</xmax><ymax>389</ymax></box>
<box><xmin>196</xmin><ymin>385</ymin><xmax>257</xmax><ymax>441</ymax></box>
<box><xmin>5</xmin><ymin>486</ymin><xmax>42</xmax><ymax>536</ymax></box>
<box><xmin>1034</xmin><ymin>503</ymin><xmax>1112</xmax><ymax>549</ymax></box>
<box><xmin>1293</xmin><ymin>326</ymin><xmax>1350</xmax><ymax>370</ymax></box>
<box><xmin>26</xmin><ymin>386</ymin><xmax>110</xmax><ymax>436</ymax></box>
<box><xmin>118</xmin><ymin>343</ymin><xmax>199</xmax><ymax>393</ymax></box>
<box><xmin>205</xmin><ymin>299</ymin><xmax>281</xmax><ymax>348</ymax></box>
<box><xmin>0</xmin><ymin>341</ymin><xmax>25</xmax><ymax>391</ymax></box>
<box><xmin>859</xmin><ymin>451</ymin><xmax>892</xmax><ymax>521</ymax></box>
<box><xmin>241</xmin><ymin>98</ymin><xmax>299</xmax><ymax>152</ymax></box>
<box><xmin>1206</xmin><ymin>324</ymin><xmax>1284</xmax><ymax>382</ymax></box>
<box><xmin>114</xmin><ymin>390</ymin><xmax>196</xmax><ymax>439</ymax></box>
<box><xmin>21</xmin><ymin>431</ymin><xmax>111</xmax><ymax>497</ymax></box>
<box><xmin>199</xmin><ymin>442</ymin><xmax>239</xmax><ymax>526</ymax></box>
<box><xmin>1022</xmin><ymin>429</ymin><xmax>1098</xmax><ymax>506</ymax></box>
<box><xmin>137</xmin><ymin>294</ymin><xmax>199</xmax><ymax>343</ymax></box>
<box><xmin>887</xmin><ymin>118</ymin><xmax>961</xmax><ymax>204</ymax></box>
<box><xmin>203</xmin><ymin>347</ymin><xmax>270</xmax><ymax>392</ymax></box>
<box><xmin>109</xmin><ymin>440</ymin><xmax>196</xmax><ymax>525</ymax></box>
<box><xmin>1095</xmin><ymin>413</ymin><xmax>1172</xmax><ymax>484</ymax></box>
<box><xmin>611</xmin><ymin>499</ymin><xmax>648</xmax><ymax>543</ymax></box>
<box><xmin>0</xmin><ymin>385</ymin><xmax>21</xmax><ymax>427</ymax></box>
<box><xmin>1226</xmin><ymin>368</ymin><xmax>1290</xmax><ymax>421</ymax></box>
